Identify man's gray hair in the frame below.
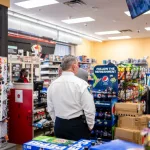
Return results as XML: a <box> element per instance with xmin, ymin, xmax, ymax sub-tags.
<box><xmin>61</xmin><ymin>55</ymin><xmax>77</xmax><ymax>71</ymax></box>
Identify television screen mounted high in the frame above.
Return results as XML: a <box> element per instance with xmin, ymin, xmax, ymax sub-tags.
<box><xmin>126</xmin><ymin>0</ymin><xmax>150</xmax><ymax>19</ymax></box>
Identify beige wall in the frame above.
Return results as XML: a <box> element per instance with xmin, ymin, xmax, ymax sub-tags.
<box><xmin>76</xmin><ymin>39</ymin><xmax>94</xmax><ymax>57</ymax></box>
<box><xmin>0</xmin><ymin>0</ymin><xmax>10</xmax><ymax>7</ymax></box>
<box><xmin>77</xmin><ymin>38</ymin><xmax>150</xmax><ymax>66</ymax></box>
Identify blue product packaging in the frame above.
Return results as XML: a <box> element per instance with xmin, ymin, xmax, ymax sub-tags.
<box><xmin>67</xmin><ymin>139</ymin><xmax>95</xmax><ymax>150</ymax></box>
<box><xmin>23</xmin><ymin>140</ymin><xmax>68</xmax><ymax>150</ymax></box>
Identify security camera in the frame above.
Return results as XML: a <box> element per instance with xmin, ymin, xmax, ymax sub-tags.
<box><xmin>84</xmin><ymin>23</ymin><xmax>87</xmax><ymax>26</ymax></box>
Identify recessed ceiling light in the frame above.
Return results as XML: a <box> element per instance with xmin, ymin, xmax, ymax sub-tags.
<box><xmin>15</xmin><ymin>0</ymin><xmax>59</xmax><ymax>9</ymax></box>
<box><xmin>62</xmin><ymin>17</ymin><xmax>95</xmax><ymax>24</ymax></box>
<box><xmin>95</xmin><ymin>30</ymin><xmax>120</xmax><ymax>35</ymax></box>
<box><xmin>108</xmin><ymin>36</ymin><xmax>131</xmax><ymax>40</ymax></box>
<box><xmin>145</xmin><ymin>27</ymin><xmax>150</xmax><ymax>31</ymax></box>
<box><xmin>125</xmin><ymin>11</ymin><xmax>150</xmax><ymax>16</ymax></box>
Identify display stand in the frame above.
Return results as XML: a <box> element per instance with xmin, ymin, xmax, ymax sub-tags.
<box><xmin>91</xmin><ymin>64</ymin><xmax>118</xmax><ymax>141</ymax></box>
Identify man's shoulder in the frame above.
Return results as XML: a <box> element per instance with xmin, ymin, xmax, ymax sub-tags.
<box><xmin>73</xmin><ymin>76</ymin><xmax>88</xmax><ymax>86</ymax></box>
<box><xmin>51</xmin><ymin>77</ymin><xmax>62</xmax><ymax>84</ymax></box>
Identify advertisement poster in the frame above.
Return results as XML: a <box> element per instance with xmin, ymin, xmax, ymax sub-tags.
<box><xmin>93</xmin><ymin>65</ymin><xmax>118</xmax><ymax>94</ymax></box>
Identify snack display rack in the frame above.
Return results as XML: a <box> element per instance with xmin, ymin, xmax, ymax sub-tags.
<box><xmin>117</xmin><ymin>63</ymin><xmax>149</xmax><ymax>113</ymax></box>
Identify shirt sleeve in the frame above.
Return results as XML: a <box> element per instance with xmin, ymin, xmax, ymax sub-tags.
<box><xmin>47</xmin><ymin>85</ymin><xmax>56</xmax><ymax>122</ymax></box>
<box><xmin>80</xmin><ymin>88</ymin><xmax>95</xmax><ymax>130</ymax></box>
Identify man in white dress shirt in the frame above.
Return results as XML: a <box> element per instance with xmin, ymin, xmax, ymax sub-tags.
<box><xmin>47</xmin><ymin>55</ymin><xmax>95</xmax><ymax>141</ymax></box>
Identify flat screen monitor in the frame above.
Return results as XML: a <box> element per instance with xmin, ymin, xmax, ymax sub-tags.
<box><xmin>126</xmin><ymin>0</ymin><xmax>150</xmax><ymax>19</ymax></box>
<box><xmin>42</xmin><ymin>46</ymin><xmax>55</xmax><ymax>55</ymax></box>
<box><xmin>34</xmin><ymin>81</ymin><xmax>44</xmax><ymax>91</ymax></box>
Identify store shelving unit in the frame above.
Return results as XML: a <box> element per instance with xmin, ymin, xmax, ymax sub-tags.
<box><xmin>8</xmin><ymin>57</ymin><xmax>41</xmax><ymax>83</ymax></box>
<box><xmin>33</xmin><ymin>91</ymin><xmax>54</xmax><ymax>137</ymax></box>
<box><xmin>32</xmin><ymin>55</ymin><xmax>62</xmax><ymax>137</ymax></box>
<box><xmin>0</xmin><ymin>57</ymin><xmax>8</xmax><ymax>148</ymax></box>
<box><xmin>40</xmin><ymin>59</ymin><xmax>61</xmax><ymax>89</ymax></box>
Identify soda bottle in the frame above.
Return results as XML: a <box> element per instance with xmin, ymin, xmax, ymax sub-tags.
<box><xmin>103</xmin><ymin>128</ymin><xmax>108</xmax><ymax>138</ymax></box>
<box><xmin>99</xmin><ymin>109</ymin><xmax>104</xmax><ymax>119</ymax></box>
<box><xmin>91</xmin><ymin>142</ymin><xmax>96</xmax><ymax>146</ymax></box>
<box><xmin>105</xmin><ymin>109</ymin><xmax>111</xmax><ymax>120</ymax></box>
<box><xmin>97</xmin><ymin>138</ymin><xmax>103</xmax><ymax>145</ymax></box>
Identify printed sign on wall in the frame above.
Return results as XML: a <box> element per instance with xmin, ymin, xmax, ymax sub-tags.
<box><xmin>15</xmin><ymin>90</ymin><xmax>23</xmax><ymax>103</ymax></box>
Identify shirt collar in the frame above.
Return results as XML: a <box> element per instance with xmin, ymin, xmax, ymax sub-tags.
<box><xmin>62</xmin><ymin>71</ymin><xmax>75</xmax><ymax>76</ymax></box>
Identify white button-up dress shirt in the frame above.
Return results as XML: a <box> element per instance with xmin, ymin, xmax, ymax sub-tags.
<box><xmin>47</xmin><ymin>71</ymin><xmax>95</xmax><ymax>129</ymax></box>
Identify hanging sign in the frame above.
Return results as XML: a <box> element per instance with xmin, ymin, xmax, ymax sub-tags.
<box><xmin>31</xmin><ymin>44</ymin><xmax>42</xmax><ymax>56</ymax></box>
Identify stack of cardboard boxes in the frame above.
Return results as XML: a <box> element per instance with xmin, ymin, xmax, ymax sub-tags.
<box><xmin>115</xmin><ymin>103</ymin><xmax>148</xmax><ymax>144</ymax></box>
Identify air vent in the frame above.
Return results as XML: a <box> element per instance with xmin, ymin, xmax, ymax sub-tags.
<box><xmin>120</xmin><ymin>29</ymin><xmax>133</xmax><ymax>33</ymax></box>
<box><xmin>63</xmin><ymin>0</ymin><xmax>86</xmax><ymax>6</ymax></box>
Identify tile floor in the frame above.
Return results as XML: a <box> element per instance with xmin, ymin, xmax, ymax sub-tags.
<box><xmin>17</xmin><ymin>145</ymin><xmax>22</xmax><ymax>150</ymax></box>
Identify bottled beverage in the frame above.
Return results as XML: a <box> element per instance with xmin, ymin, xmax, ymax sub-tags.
<box><xmin>103</xmin><ymin>128</ymin><xmax>108</xmax><ymax>138</ymax></box>
<box><xmin>99</xmin><ymin>109</ymin><xmax>104</xmax><ymax>119</ymax></box>
<box><xmin>105</xmin><ymin>109</ymin><xmax>111</xmax><ymax>120</ymax></box>
<box><xmin>97</xmin><ymin>138</ymin><xmax>103</xmax><ymax>145</ymax></box>
<box><xmin>91</xmin><ymin>142</ymin><xmax>96</xmax><ymax>146</ymax></box>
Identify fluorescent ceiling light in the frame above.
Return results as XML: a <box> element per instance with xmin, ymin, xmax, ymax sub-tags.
<box><xmin>125</xmin><ymin>11</ymin><xmax>150</xmax><ymax>16</ymax></box>
<box><xmin>145</xmin><ymin>27</ymin><xmax>150</xmax><ymax>31</ymax></box>
<box><xmin>8</xmin><ymin>11</ymin><xmax>102</xmax><ymax>42</ymax></box>
<box><xmin>15</xmin><ymin>0</ymin><xmax>59</xmax><ymax>9</ymax></box>
<box><xmin>95</xmin><ymin>30</ymin><xmax>120</xmax><ymax>35</ymax></box>
<box><xmin>62</xmin><ymin>17</ymin><xmax>95</xmax><ymax>24</ymax></box>
<box><xmin>108</xmin><ymin>36</ymin><xmax>131</xmax><ymax>40</ymax></box>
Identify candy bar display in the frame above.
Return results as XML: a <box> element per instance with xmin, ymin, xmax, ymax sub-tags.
<box><xmin>90</xmin><ymin>64</ymin><xmax>118</xmax><ymax>141</ymax></box>
<box><xmin>0</xmin><ymin>57</ymin><xmax>8</xmax><ymax>148</ymax></box>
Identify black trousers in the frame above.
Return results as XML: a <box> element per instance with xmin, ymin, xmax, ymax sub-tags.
<box><xmin>54</xmin><ymin>116</ymin><xmax>90</xmax><ymax>141</ymax></box>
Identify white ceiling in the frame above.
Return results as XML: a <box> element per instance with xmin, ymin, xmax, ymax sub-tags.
<box><xmin>9</xmin><ymin>0</ymin><xmax>150</xmax><ymax>41</ymax></box>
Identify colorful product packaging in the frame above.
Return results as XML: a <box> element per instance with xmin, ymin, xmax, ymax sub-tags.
<box><xmin>33</xmin><ymin>136</ymin><xmax>75</xmax><ymax>146</ymax></box>
<box><xmin>67</xmin><ymin>139</ymin><xmax>95</xmax><ymax>150</ymax></box>
<box><xmin>23</xmin><ymin>140</ymin><xmax>68</xmax><ymax>150</ymax></box>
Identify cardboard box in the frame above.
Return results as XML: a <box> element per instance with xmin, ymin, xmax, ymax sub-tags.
<box><xmin>118</xmin><ymin>116</ymin><xmax>147</xmax><ymax>130</ymax></box>
<box><xmin>115</xmin><ymin>103</ymin><xmax>144</xmax><ymax>116</ymax></box>
<box><xmin>115</xmin><ymin>127</ymin><xmax>143</xmax><ymax>144</ymax></box>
